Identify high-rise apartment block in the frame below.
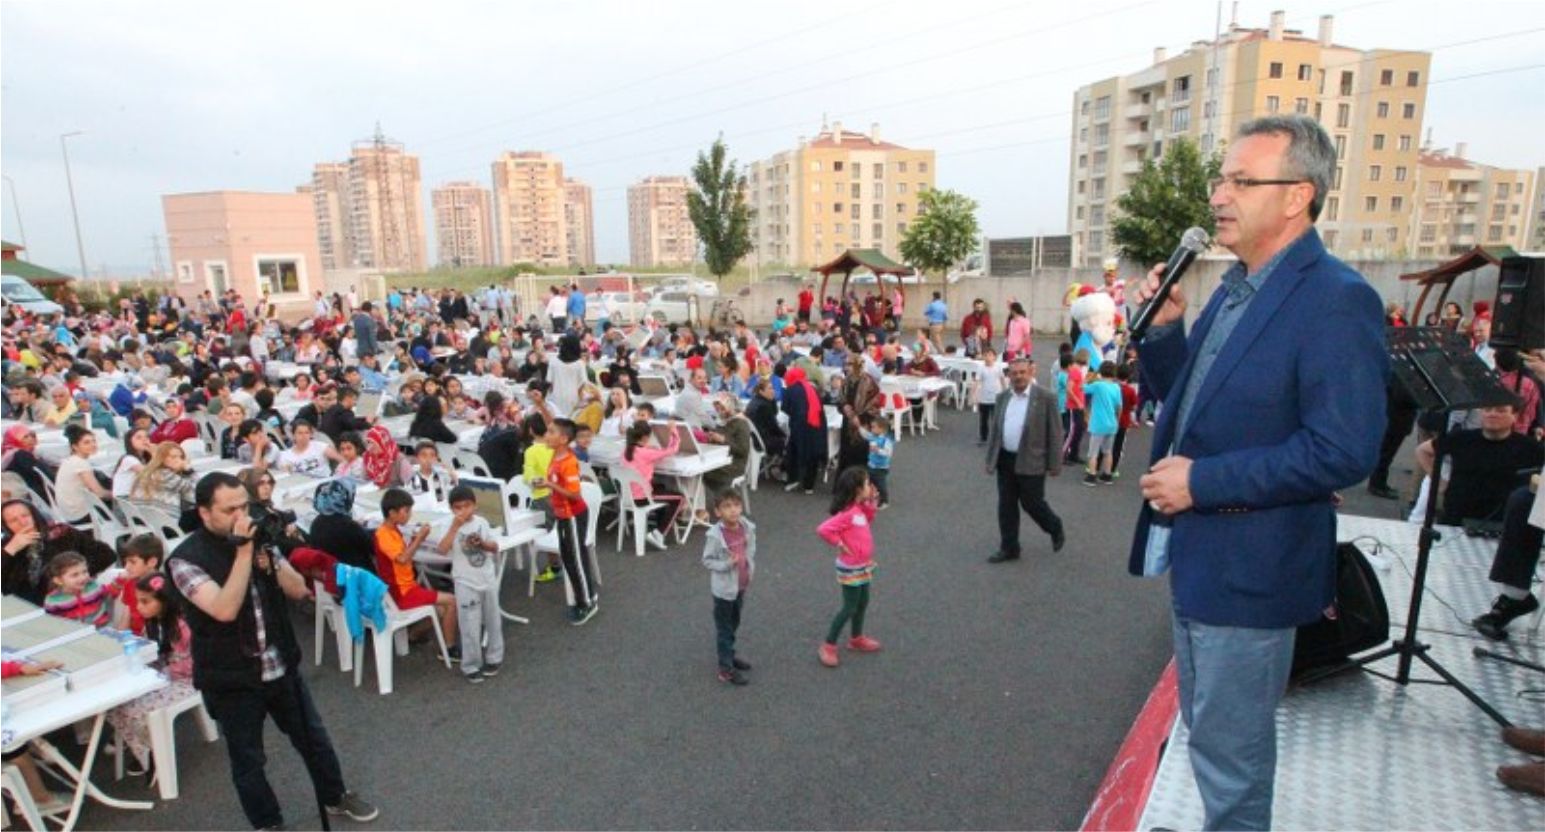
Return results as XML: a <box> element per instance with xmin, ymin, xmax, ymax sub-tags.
<box><xmin>747</xmin><ymin>122</ymin><xmax>935</xmax><ymax>268</ymax></box>
<box><xmin>628</xmin><ymin>176</ymin><xmax>698</xmax><ymax>267</ymax></box>
<box><xmin>1411</xmin><ymin>144</ymin><xmax>1537</xmax><ymax>258</ymax></box>
<box><xmin>432</xmin><ymin>182</ymin><xmax>494</xmax><ymax>267</ymax></box>
<box><xmin>1068</xmin><ymin>11</ymin><xmax>1430</xmax><ymax>264</ymax></box>
<box><xmin>1530</xmin><ymin>166</ymin><xmax>1545</xmax><ymax>251</ymax></box>
<box><xmin>308</xmin><ymin>129</ymin><xmax>428</xmax><ymax>272</ymax></box>
<box><xmin>563</xmin><ymin>178</ymin><xmax>596</xmax><ymax>268</ymax></box>
<box><xmin>490</xmin><ymin>151</ymin><xmax>569</xmax><ymax>268</ymax></box>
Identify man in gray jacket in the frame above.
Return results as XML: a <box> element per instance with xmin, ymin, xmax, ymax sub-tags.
<box><xmin>984</xmin><ymin>357</ymin><xmax>1065</xmax><ymax>562</ymax></box>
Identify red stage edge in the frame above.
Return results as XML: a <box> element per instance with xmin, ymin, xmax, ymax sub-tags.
<box><xmin>1079</xmin><ymin>658</ymin><xmax>1180</xmax><ymax>832</ymax></box>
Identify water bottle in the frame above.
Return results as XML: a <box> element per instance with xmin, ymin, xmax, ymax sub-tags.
<box><xmin>122</xmin><ymin>637</ymin><xmax>142</xmax><ymax>675</ymax></box>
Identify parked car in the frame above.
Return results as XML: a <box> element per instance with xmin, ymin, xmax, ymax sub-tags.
<box><xmin>654</xmin><ymin>274</ymin><xmax>719</xmax><ymax>297</ymax></box>
<box><xmin>645</xmin><ymin>289</ymin><xmax>699</xmax><ymax>324</ymax></box>
<box><xmin>594</xmin><ymin>291</ymin><xmax>645</xmax><ymax>325</ymax></box>
<box><xmin>1</xmin><ymin>275</ymin><xmax>64</xmax><ymax>316</ymax></box>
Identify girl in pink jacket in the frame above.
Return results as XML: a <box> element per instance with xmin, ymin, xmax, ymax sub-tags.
<box><xmin>622</xmin><ymin>420</ymin><xmax>683</xmax><ymax>550</ymax></box>
<box><xmin>815</xmin><ymin>467</ymin><xmax>883</xmax><ymax>667</ymax></box>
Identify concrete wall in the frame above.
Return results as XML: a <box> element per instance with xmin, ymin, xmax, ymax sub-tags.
<box><xmin>734</xmin><ymin>256</ymin><xmax>1496</xmax><ymax>336</ymax></box>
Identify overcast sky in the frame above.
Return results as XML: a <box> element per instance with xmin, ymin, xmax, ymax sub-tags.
<box><xmin>2</xmin><ymin>0</ymin><xmax>1542</xmax><ymax>276</ymax></box>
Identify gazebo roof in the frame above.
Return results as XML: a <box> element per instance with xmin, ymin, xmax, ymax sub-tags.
<box><xmin>1400</xmin><ymin>245</ymin><xmax>1517</xmax><ymax>286</ymax></box>
<box><xmin>1</xmin><ymin>257</ymin><xmax>74</xmax><ymax>285</ymax></box>
<box><xmin>811</xmin><ymin>248</ymin><xmax>911</xmax><ymax>277</ymax></box>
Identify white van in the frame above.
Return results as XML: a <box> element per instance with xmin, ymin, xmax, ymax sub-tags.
<box><xmin>1</xmin><ymin>275</ymin><xmax>64</xmax><ymax>315</ymax></box>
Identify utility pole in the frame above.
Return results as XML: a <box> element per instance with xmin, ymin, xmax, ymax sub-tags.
<box><xmin>149</xmin><ymin>233</ymin><xmax>167</xmax><ymax>280</ymax></box>
<box><xmin>60</xmin><ymin>131</ymin><xmax>90</xmax><ymax>281</ymax></box>
<box><xmin>2</xmin><ymin>175</ymin><xmax>26</xmax><ymax>250</ymax></box>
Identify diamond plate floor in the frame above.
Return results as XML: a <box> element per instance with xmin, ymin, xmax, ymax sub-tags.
<box><xmin>1137</xmin><ymin>515</ymin><xmax>1545</xmax><ymax>831</ymax></box>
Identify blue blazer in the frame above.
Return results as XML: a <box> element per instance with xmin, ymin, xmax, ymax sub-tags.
<box><xmin>1128</xmin><ymin>230</ymin><xmax>1388</xmax><ymax>628</ymax></box>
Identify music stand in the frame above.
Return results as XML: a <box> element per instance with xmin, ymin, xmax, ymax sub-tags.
<box><xmin>1301</xmin><ymin>327</ymin><xmax>1520</xmax><ymax>726</ymax></box>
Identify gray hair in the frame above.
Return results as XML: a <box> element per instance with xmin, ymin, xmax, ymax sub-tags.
<box><xmin>1236</xmin><ymin>115</ymin><xmax>1335</xmax><ymax>221</ymax></box>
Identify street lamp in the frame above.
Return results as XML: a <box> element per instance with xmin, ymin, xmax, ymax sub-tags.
<box><xmin>60</xmin><ymin>131</ymin><xmax>90</xmax><ymax>280</ymax></box>
<box><xmin>1</xmin><ymin>175</ymin><xmax>26</xmax><ymax>250</ymax></box>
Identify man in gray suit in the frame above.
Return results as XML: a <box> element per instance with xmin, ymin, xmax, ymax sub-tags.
<box><xmin>984</xmin><ymin>357</ymin><xmax>1066</xmax><ymax>562</ymax></box>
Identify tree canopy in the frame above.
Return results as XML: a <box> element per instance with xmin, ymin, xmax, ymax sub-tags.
<box><xmin>1110</xmin><ymin>136</ymin><xmax>1221</xmax><ymax>267</ymax></box>
<box><xmin>687</xmin><ymin>137</ymin><xmax>753</xmax><ymax>280</ymax></box>
<box><xmin>900</xmin><ymin>188</ymin><xmax>980</xmax><ymax>277</ymax></box>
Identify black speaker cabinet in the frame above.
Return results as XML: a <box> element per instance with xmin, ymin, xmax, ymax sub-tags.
<box><xmin>1490</xmin><ymin>255</ymin><xmax>1545</xmax><ymax>351</ymax></box>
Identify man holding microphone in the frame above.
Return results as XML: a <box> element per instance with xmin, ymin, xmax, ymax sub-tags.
<box><xmin>169</xmin><ymin>472</ymin><xmax>378</xmax><ymax>830</ymax></box>
<box><xmin>1128</xmin><ymin>114</ymin><xmax>1387</xmax><ymax>830</ymax></box>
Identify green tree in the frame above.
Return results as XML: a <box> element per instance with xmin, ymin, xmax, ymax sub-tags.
<box><xmin>1110</xmin><ymin>136</ymin><xmax>1221</xmax><ymax>266</ymax></box>
<box><xmin>687</xmin><ymin>137</ymin><xmax>753</xmax><ymax>281</ymax></box>
<box><xmin>899</xmin><ymin>188</ymin><xmax>980</xmax><ymax>278</ymax></box>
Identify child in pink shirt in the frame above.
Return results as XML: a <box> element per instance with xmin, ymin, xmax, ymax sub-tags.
<box><xmin>815</xmin><ymin>467</ymin><xmax>883</xmax><ymax>667</ymax></box>
<box><xmin>622</xmin><ymin>420</ymin><xmax>684</xmax><ymax>550</ymax></box>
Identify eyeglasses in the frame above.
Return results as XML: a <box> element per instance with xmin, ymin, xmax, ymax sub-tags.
<box><xmin>1208</xmin><ymin>175</ymin><xmax>1310</xmax><ymax>193</ymax></box>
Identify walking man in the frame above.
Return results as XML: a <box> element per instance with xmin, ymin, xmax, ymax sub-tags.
<box><xmin>984</xmin><ymin>356</ymin><xmax>1066</xmax><ymax>561</ymax></box>
<box><xmin>169</xmin><ymin>472</ymin><xmax>378</xmax><ymax>829</ymax></box>
<box><xmin>1129</xmin><ymin>114</ymin><xmax>1386</xmax><ymax>830</ymax></box>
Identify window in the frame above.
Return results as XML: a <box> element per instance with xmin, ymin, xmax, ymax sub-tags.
<box><xmin>1076</xmin><ymin>181</ymin><xmax>1085</xmax><ymax>194</ymax></box>
<box><xmin>897</xmin><ymin>223</ymin><xmax>907</xmax><ymax>236</ymax></box>
<box><xmin>897</xmin><ymin>161</ymin><xmax>908</xmax><ymax>173</ymax></box>
<box><xmin>896</xmin><ymin>202</ymin><xmax>906</xmax><ymax>215</ymax></box>
<box><xmin>1339</xmin><ymin>71</ymin><xmax>1354</xmax><ymax>96</ymax></box>
<box><xmin>813</xmin><ymin>223</ymin><xmax>822</xmax><ymax>236</ymax></box>
<box><xmin>1334</xmin><ymin>135</ymin><xmax>1346</xmax><ymax>159</ymax></box>
<box><xmin>872</xmin><ymin>223</ymin><xmax>883</xmax><ymax>239</ymax></box>
<box><xmin>811</xmin><ymin>161</ymin><xmax>822</xmax><ymax>172</ymax></box>
<box><xmin>1079</xmin><ymin>127</ymin><xmax>1088</xmax><ymax>144</ymax></box>
<box><xmin>1407</xmin><ymin>70</ymin><xmax>1420</xmax><ymax>87</ymax></box>
<box><xmin>1076</xmin><ymin>206</ymin><xmax>1085</xmax><ymax>220</ymax></box>
<box><xmin>1392</xmin><ymin>196</ymin><xmax>1404</xmax><ymax>212</ymax></box>
<box><xmin>1206</xmin><ymin>67</ymin><xmax>1218</xmax><ymax>89</ymax></box>
<box><xmin>1078</xmin><ymin>154</ymin><xmax>1087</xmax><ymax>168</ymax></box>
<box><xmin>1428</xmin><ymin>181</ymin><xmax>1442</xmax><ymax>197</ymax></box>
<box><xmin>1336</xmin><ymin>103</ymin><xmax>1350</xmax><ymax>128</ymax></box>
<box><xmin>812</xmin><ymin>182</ymin><xmax>821</xmax><ymax>193</ymax></box>
<box><xmin>1369</xmin><ymin>165</ymin><xmax>1382</xmax><ymax>182</ymax></box>
<box><xmin>1270</xmin><ymin>62</ymin><xmax>1284</xmax><ymax>79</ymax></box>
<box><xmin>1394</xmin><ymin>166</ymin><xmax>1407</xmax><ymax>182</ymax></box>
<box><xmin>1326</xmin><ymin>197</ymin><xmax>1340</xmax><ymax>221</ymax></box>
<box><xmin>1365</xmin><ymin>196</ymin><xmax>1378</xmax><ymax>212</ymax></box>
<box><xmin>1295</xmin><ymin>97</ymin><xmax>1309</xmax><ymax>114</ymax></box>
<box><xmin>1376</xmin><ymin>101</ymin><xmax>1389</xmax><ymax>118</ymax></box>
<box><xmin>1324</xmin><ymin>230</ymin><xmax>1339</xmax><ymax>248</ymax></box>
<box><xmin>1380</xmin><ymin>69</ymin><xmax>1394</xmax><ymax>86</ymax></box>
<box><xmin>850</xmin><ymin>183</ymin><xmax>861</xmax><ymax>199</ymax></box>
<box><xmin>850</xmin><ymin>203</ymin><xmax>860</xmax><ymax>219</ymax></box>
<box><xmin>833</xmin><ymin>161</ymin><xmax>843</xmax><ymax>172</ymax></box>
<box><xmin>872</xmin><ymin>204</ymin><xmax>883</xmax><ymax>219</ymax></box>
<box><xmin>1265</xmin><ymin>95</ymin><xmax>1280</xmax><ymax>113</ymax></box>
<box><xmin>1170</xmin><ymin>106</ymin><xmax>1190</xmax><ymax>133</ymax></box>
<box><xmin>1095</xmin><ymin>95</ymin><xmax>1111</xmax><ymax>120</ymax></box>
<box><xmin>918</xmin><ymin>161</ymin><xmax>929</xmax><ymax>173</ymax></box>
<box><xmin>1090</xmin><ymin>205</ymin><xmax>1106</xmax><ymax>225</ymax></box>
<box><xmin>1203</xmin><ymin>101</ymin><xmax>1215</xmax><ymax>118</ymax></box>
<box><xmin>1315</xmin><ymin>102</ymin><xmax>1323</xmax><ymax>121</ymax></box>
<box><xmin>1081</xmin><ymin>98</ymin><xmax>1090</xmax><ymax>115</ymax></box>
<box><xmin>1402</xmin><ymin>102</ymin><xmax>1416</xmax><ymax>119</ymax></box>
<box><xmin>898</xmin><ymin>183</ymin><xmax>909</xmax><ymax>195</ymax></box>
<box><xmin>177</xmin><ymin>262</ymin><xmax>194</xmax><ymax>283</ymax></box>
<box><xmin>1153</xmin><ymin>139</ymin><xmax>1164</xmax><ymax>157</ymax></box>
<box><xmin>1373</xmin><ymin>134</ymin><xmax>1385</xmax><ymax>150</ymax></box>
<box><xmin>1092</xmin><ymin>178</ymin><xmax>1106</xmax><ymax>199</ymax></box>
<box><xmin>834</xmin><ymin>202</ymin><xmax>843</xmax><ymax>213</ymax></box>
<box><xmin>1362</xmin><ymin>228</ymin><xmax>1375</xmax><ymax>243</ymax></box>
<box><xmin>1420</xmin><ymin>224</ymin><xmax>1436</xmax><ymax>242</ymax></box>
<box><xmin>205</xmin><ymin>262</ymin><xmax>228</xmax><ymax>294</ymax></box>
<box><xmin>1089</xmin><ymin>230</ymin><xmax>1104</xmax><ymax>252</ymax></box>
<box><xmin>1298</xmin><ymin>63</ymin><xmax>1313</xmax><ymax>81</ymax></box>
<box><xmin>1387</xmin><ymin>228</ymin><xmax>1399</xmax><ymax>243</ymax></box>
<box><xmin>1173</xmin><ymin>75</ymin><xmax>1191</xmax><ymax>103</ymax></box>
<box><xmin>1399</xmin><ymin>134</ymin><xmax>1412</xmax><ymax>151</ymax></box>
<box><xmin>256</xmin><ymin>258</ymin><xmax>300</xmax><ymax>294</ymax></box>
<box><xmin>872</xmin><ymin>183</ymin><xmax>883</xmax><ymax>198</ymax></box>
<box><xmin>850</xmin><ymin>223</ymin><xmax>860</xmax><ymax>237</ymax></box>
<box><xmin>852</xmin><ymin>163</ymin><xmax>861</xmax><ymax>179</ymax></box>
<box><xmin>917</xmin><ymin>182</ymin><xmax>929</xmax><ymax>192</ymax></box>
<box><xmin>1492</xmin><ymin>203</ymin><xmax>1507</xmax><ymax>221</ymax></box>
<box><xmin>1092</xmin><ymin>151</ymin><xmax>1108</xmax><ymax>174</ymax></box>
<box><xmin>873</xmin><ymin>163</ymin><xmax>884</xmax><ymax>178</ymax></box>
<box><xmin>1496</xmin><ymin>182</ymin><xmax>1510</xmax><ymax>198</ymax></box>
<box><xmin>814</xmin><ymin>201</ymin><xmax>823</xmax><ymax>214</ymax></box>
<box><xmin>1094</xmin><ymin>123</ymin><xmax>1110</xmax><ymax>147</ymax></box>
<box><xmin>1488</xmin><ymin>225</ymin><xmax>1504</xmax><ymax>242</ymax></box>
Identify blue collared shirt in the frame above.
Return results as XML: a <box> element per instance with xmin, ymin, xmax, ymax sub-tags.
<box><xmin>1142</xmin><ymin>231</ymin><xmax>1305</xmax><ymax>575</ymax></box>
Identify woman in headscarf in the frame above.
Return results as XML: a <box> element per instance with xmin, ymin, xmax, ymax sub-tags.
<box><xmin>702</xmin><ymin>393</ymin><xmax>752</xmax><ymax>499</ymax></box>
<box><xmin>547</xmin><ymin>332</ymin><xmax>589</xmax><ymax>415</ymax></box>
<box><xmin>2</xmin><ymin>498</ymin><xmax>115</xmax><ymax>604</ymax></box>
<box><xmin>2</xmin><ymin>424</ymin><xmax>55</xmax><ymax>500</ymax></box>
<box><xmin>780</xmin><ymin>366</ymin><xmax>828</xmax><ymax>494</ymax></box>
<box><xmin>838</xmin><ymin>355</ymin><xmax>882</xmax><ymax>473</ymax></box>
<box><xmin>305</xmin><ymin>479</ymin><xmax>374</xmax><ymax>571</ymax></box>
<box><xmin>236</xmin><ymin>468</ymin><xmax>307</xmax><ymax>556</ymax></box>
<box><xmin>571</xmin><ymin>384</ymin><xmax>604</xmax><ymax>434</ymax></box>
<box><xmin>362</xmin><ymin>424</ymin><xmax>408</xmax><ymax>489</ymax></box>
<box><xmin>408</xmin><ymin>395</ymin><xmax>458</xmax><ymax>445</ymax></box>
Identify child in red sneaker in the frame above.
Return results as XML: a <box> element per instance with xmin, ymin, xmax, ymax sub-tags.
<box><xmin>815</xmin><ymin>467</ymin><xmax>882</xmax><ymax>667</ymax></box>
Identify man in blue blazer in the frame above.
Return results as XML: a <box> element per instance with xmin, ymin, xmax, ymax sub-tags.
<box><xmin>1130</xmin><ymin>115</ymin><xmax>1387</xmax><ymax>831</ymax></box>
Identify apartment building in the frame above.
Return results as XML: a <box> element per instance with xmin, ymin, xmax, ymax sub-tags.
<box><xmin>308</xmin><ymin>131</ymin><xmax>428</xmax><ymax>272</ymax></box>
<box><xmin>1067</xmin><ymin>11</ymin><xmax>1430</xmax><ymax>264</ymax></box>
<box><xmin>1529</xmin><ymin>166</ymin><xmax>1545</xmax><ymax>251</ymax></box>
<box><xmin>432</xmin><ymin>181</ymin><xmax>494</xmax><ymax>267</ymax></box>
<box><xmin>1411</xmin><ymin>144</ymin><xmax>1537</xmax><ymax>258</ymax></box>
<box><xmin>563</xmin><ymin>178</ymin><xmax>596</xmax><ymax>268</ymax></box>
<box><xmin>746</xmin><ymin>121</ymin><xmax>935</xmax><ymax>268</ymax></box>
<box><xmin>490</xmin><ymin>151</ymin><xmax>568</xmax><ymax>267</ymax></box>
<box><xmin>627</xmin><ymin>175</ymin><xmax>699</xmax><ymax>267</ymax></box>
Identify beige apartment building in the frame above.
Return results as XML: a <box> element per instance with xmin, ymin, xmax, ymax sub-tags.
<box><xmin>491</xmin><ymin>151</ymin><xmax>569</xmax><ymax>268</ymax></box>
<box><xmin>628</xmin><ymin>176</ymin><xmax>698</xmax><ymax>267</ymax></box>
<box><xmin>1068</xmin><ymin>11</ymin><xmax>1430</xmax><ymax>264</ymax></box>
<box><xmin>1411</xmin><ymin>144</ymin><xmax>1537</xmax><ymax>258</ymax></box>
<box><xmin>432</xmin><ymin>182</ymin><xmax>494</xmax><ymax>267</ymax></box>
<box><xmin>563</xmin><ymin>178</ymin><xmax>596</xmax><ymax>268</ymax></box>
<box><xmin>1528</xmin><ymin>166</ymin><xmax>1545</xmax><ymax>250</ymax></box>
<box><xmin>309</xmin><ymin>131</ymin><xmax>428</xmax><ymax>272</ymax></box>
<box><xmin>746</xmin><ymin>121</ymin><xmax>936</xmax><ymax>268</ymax></box>
<box><xmin>163</xmin><ymin>191</ymin><xmax>322</xmax><ymax>317</ymax></box>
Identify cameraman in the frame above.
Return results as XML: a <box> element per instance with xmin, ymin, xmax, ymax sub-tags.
<box><xmin>168</xmin><ymin>472</ymin><xmax>377</xmax><ymax>829</ymax></box>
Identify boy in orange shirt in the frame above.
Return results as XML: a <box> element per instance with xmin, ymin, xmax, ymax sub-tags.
<box><xmin>375</xmin><ymin>488</ymin><xmax>460</xmax><ymax>660</ymax></box>
<box><xmin>536</xmin><ymin>418</ymin><xmax>598</xmax><ymax>625</ymax></box>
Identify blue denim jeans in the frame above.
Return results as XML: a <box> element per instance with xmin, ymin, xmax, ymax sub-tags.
<box><xmin>1171</xmin><ymin>611</ymin><xmax>1296</xmax><ymax>832</ymax></box>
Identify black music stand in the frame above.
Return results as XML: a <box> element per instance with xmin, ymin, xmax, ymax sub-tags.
<box><xmin>1301</xmin><ymin>327</ymin><xmax>1520</xmax><ymax>726</ymax></box>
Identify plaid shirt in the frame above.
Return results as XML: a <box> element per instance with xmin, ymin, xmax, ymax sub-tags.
<box><xmin>168</xmin><ymin>554</ymin><xmax>287</xmax><ymax>682</ymax></box>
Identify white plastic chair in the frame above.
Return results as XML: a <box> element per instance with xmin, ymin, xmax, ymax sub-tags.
<box><xmin>878</xmin><ymin>377</ymin><xmax>919</xmax><ymax>437</ymax></box>
<box><xmin>448</xmin><ymin>448</ymin><xmax>492</xmax><ymax>478</ymax></box>
<box><xmin>1</xmin><ymin>762</ymin><xmax>54</xmax><ymax>829</ymax></box>
<box><xmin>110</xmin><ymin>690</ymin><xmax>218</xmax><ymax>800</ymax></box>
<box><xmin>744</xmin><ymin>422</ymin><xmax>766</xmax><ymax>492</ymax></box>
<box><xmin>352</xmin><ymin>595</ymin><xmax>452</xmax><ymax>696</ymax></box>
<box><xmin>607</xmin><ymin>467</ymin><xmax>674</xmax><ymax>557</ymax></box>
<box><xmin>312</xmin><ymin>579</ymin><xmax>354</xmax><ymax>673</ymax></box>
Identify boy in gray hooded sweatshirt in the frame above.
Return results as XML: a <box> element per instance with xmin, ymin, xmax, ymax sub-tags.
<box><xmin>701</xmin><ymin>491</ymin><xmax>756</xmax><ymax>686</ymax></box>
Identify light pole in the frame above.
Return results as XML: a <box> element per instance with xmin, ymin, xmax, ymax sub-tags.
<box><xmin>1</xmin><ymin>175</ymin><xmax>26</xmax><ymax>250</ymax></box>
<box><xmin>60</xmin><ymin>131</ymin><xmax>90</xmax><ymax>280</ymax></box>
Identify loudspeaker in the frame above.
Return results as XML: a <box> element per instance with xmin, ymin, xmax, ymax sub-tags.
<box><xmin>1490</xmin><ymin>255</ymin><xmax>1545</xmax><ymax>351</ymax></box>
<box><xmin>1292</xmin><ymin>542</ymin><xmax>1391</xmax><ymax>679</ymax></box>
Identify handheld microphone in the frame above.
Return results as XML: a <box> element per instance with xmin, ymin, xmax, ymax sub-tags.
<box><xmin>1127</xmin><ymin>226</ymin><xmax>1211</xmax><ymax>343</ymax></box>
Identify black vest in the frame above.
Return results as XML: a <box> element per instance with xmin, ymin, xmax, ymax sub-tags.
<box><xmin>169</xmin><ymin>528</ymin><xmax>301</xmax><ymax>692</ymax></box>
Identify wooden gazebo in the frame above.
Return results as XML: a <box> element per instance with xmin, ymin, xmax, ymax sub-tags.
<box><xmin>1401</xmin><ymin>245</ymin><xmax>1516</xmax><ymax>323</ymax></box>
<box><xmin>812</xmin><ymin>248</ymin><xmax>912</xmax><ymax>332</ymax></box>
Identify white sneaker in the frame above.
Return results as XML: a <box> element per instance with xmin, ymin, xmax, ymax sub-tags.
<box><xmin>784</xmin><ymin>482</ymin><xmax>801</xmax><ymax>492</ymax></box>
<box><xmin>647</xmin><ymin>530</ymin><xmax>667</xmax><ymax>550</ymax></box>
